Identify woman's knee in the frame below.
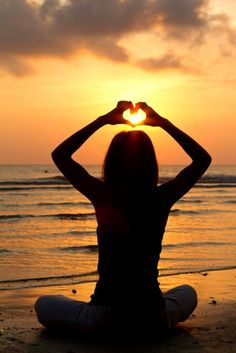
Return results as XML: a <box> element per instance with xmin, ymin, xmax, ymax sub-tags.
<box><xmin>180</xmin><ymin>284</ymin><xmax>198</xmax><ymax>308</ymax></box>
<box><xmin>34</xmin><ymin>295</ymin><xmax>51</xmax><ymax>326</ymax></box>
<box><xmin>164</xmin><ymin>284</ymin><xmax>198</xmax><ymax>326</ymax></box>
<box><xmin>165</xmin><ymin>283</ymin><xmax>197</xmax><ymax>298</ymax></box>
<box><xmin>35</xmin><ymin>295</ymin><xmax>48</xmax><ymax>311</ymax></box>
<box><xmin>34</xmin><ymin>295</ymin><xmax>63</xmax><ymax>327</ymax></box>
<box><xmin>35</xmin><ymin>295</ymin><xmax>88</xmax><ymax>330</ymax></box>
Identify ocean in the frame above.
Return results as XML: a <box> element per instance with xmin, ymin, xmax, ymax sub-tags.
<box><xmin>0</xmin><ymin>164</ymin><xmax>235</xmax><ymax>291</ymax></box>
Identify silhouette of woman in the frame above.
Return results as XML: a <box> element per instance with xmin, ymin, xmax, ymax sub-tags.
<box><xmin>35</xmin><ymin>101</ymin><xmax>211</xmax><ymax>338</ymax></box>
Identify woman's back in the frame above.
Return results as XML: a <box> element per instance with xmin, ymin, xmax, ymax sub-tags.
<box><xmin>90</xmin><ymin>186</ymin><xmax>170</xmax><ymax>308</ymax></box>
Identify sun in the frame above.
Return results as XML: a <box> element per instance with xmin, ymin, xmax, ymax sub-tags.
<box><xmin>123</xmin><ymin>109</ymin><xmax>146</xmax><ymax>125</ymax></box>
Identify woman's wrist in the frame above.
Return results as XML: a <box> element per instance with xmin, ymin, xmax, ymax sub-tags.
<box><xmin>96</xmin><ymin>115</ymin><xmax>108</xmax><ymax>126</ymax></box>
<box><xmin>157</xmin><ymin>116</ymin><xmax>169</xmax><ymax>128</ymax></box>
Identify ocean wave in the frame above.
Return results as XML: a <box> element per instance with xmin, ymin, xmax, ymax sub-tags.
<box><xmin>68</xmin><ymin>230</ymin><xmax>96</xmax><ymax>236</ymax></box>
<box><xmin>199</xmin><ymin>174</ymin><xmax>236</xmax><ymax>183</ymax></box>
<box><xmin>169</xmin><ymin>208</ymin><xmax>231</xmax><ymax>215</ymax></box>
<box><xmin>53</xmin><ymin>245</ymin><xmax>98</xmax><ymax>253</ymax></box>
<box><xmin>0</xmin><ymin>230</ymin><xmax>96</xmax><ymax>239</ymax></box>
<box><xmin>0</xmin><ymin>212</ymin><xmax>96</xmax><ymax>221</ymax></box>
<box><xmin>0</xmin><ymin>271</ymin><xmax>98</xmax><ymax>291</ymax></box>
<box><xmin>0</xmin><ymin>175</ymin><xmax>68</xmax><ymax>186</ymax></box>
<box><xmin>0</xmin><ymin>266</ymin><xmax>235</xmax><ymax>291</ymax></box>
<box><xmin>157</xmin><ymin>173</ymin><xmax>236</xmax><ymax>184</ymax></box>
<box><xmin>0</xmin><ymin>214</ymin><xmax>33</xmax><ymax>221</ymax></box>
<box><xmin>0</xmin><ymin>172</ymin><xmax>235</xmax><ymax>190</ymax></box>
<box><xmin>170</xmin><ymin>209</ymin><xmax>199</xmax><ymax>215</ymax></box>
<box><xmin>54</xmin><ymin>212</ymin><xmax>95</xmax><ymax>220</ymax></box>
<box><xmin>0</xmin><ymin>210</ymin><xmax>201</xmax><ymax>221</ymax></box>
<box><xmin>1</xmin><ymin>208</ymin><xmax>226</xmax><ymax>222</ymax></box>
<box><xmin>37</xmin><ymin>201</ymin><xmax>92</xmax><ymax>207</ymax></box>
<box><xmin>1</xmin><ymin>183</ymin><xmax>233</xmax><ymax>191</ymax></box>
<box><xmin>195</xmin><ymin>183</ymin><xmax>236</xmax><ymax>188</ymax></box>
<box><xmin>54</xmin><ymin>242</ymin><xmax>232</xmax><ymax>253</ymax></box>
<box><xmin>162</xmin><ymin>241</ymin><xmax>233</xmax><ymax>249</ymax></box>
<box><xmin>1</xmin><ymin>201</ymin><xmax>93</xmax><ymax>209</ymax></box>
<box><xmin>0</xmin><ymin>249</ymin><xmax>12</xmax><ymax>254</ymax></box>
<box><xmin>0</xmin><ymin>186</ymin><xmax>71</xmax><ymax>192</ymax></box>
<box><xmin>178</xmin><ymin>199</ymin><xmax>203</xmax><ymax>203</ymax></box>
<box><xmin>158</xmin><ymin>265</ymin><xmax>236</xmax><ymax>277</ymax></box>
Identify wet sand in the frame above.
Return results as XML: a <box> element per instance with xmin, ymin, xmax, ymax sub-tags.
<box><xmin>0</xmin><ymin>269</ymin><xmax>235</xmax><ymax>353</ymax></box>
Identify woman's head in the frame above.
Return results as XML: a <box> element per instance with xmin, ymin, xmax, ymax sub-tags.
<box><xmin>103</xmin><ymin>130</ymin><xmax>158</xmax><ymax>189</ymax></box>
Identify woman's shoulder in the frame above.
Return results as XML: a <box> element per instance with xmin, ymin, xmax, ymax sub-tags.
<box><xmin>156</xmin><ymin>182</ymin><xmax>175</xmax><ymax>208</ymax></box>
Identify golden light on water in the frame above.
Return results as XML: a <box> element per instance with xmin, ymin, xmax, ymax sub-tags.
<box><xmin>123</xmin><ymin>110</ymin><xmax>146</xmax><ymax>125</ymax></box>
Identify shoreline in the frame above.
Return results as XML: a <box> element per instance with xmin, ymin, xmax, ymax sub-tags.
<box><xmin>0</xmin><ymin>269</ymin><xmax>235</xmax><ymax>353</ymax></box>
<box><xmin>1</xmin><ymin>266</ymin><xmax>235</xmax><ymax>292</ymax></box>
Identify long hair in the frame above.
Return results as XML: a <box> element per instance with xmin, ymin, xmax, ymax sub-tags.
<box><xmin>103</xmin><ymin>130</ymin><xmax>158</xmax><ymax>190</ymax></box>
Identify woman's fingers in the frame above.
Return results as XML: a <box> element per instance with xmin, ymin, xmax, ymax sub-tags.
<box><xmin>117</xmin><ymin>101</ymin><xmax>133</xmax><ymax>112</ymax></box>
<box><xmin>135</xmin><ymin>102</ymin><xmax>149</xmax><ymax>111</ymax></box>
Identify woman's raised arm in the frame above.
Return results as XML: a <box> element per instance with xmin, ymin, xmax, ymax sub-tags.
<box><xmin>137</xmin><ymin>102</ymin><xmax>212</xmax><ymax>205</ymax></box>
<box><xmin>51</xmin><ymin>101</ymin><xmax>132</xmax><ymax>201</ymax></box>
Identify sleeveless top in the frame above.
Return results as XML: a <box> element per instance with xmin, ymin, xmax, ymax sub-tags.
<box><xmin>90</xmin><ymin>187</ymin><xmax>169</xmax><ymax>310</ymax></box>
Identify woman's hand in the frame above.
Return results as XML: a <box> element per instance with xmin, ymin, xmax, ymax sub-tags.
<box><xmin>101</xmin><ymin>101</ymin><xmax>134</xmax><ymax>125</ymax></box>
<box><xmin>135</xmin><ymin>102</ymin><xmax>166</xmax><ymax>127</ymax></box>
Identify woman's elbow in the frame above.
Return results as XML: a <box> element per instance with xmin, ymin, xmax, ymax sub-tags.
<box><xmin>51</xmin><ymin>147</ymin><xmax>66</xmax><ymax>167</ymax></box>
<box><xmin>51</xmin><ymin>147</ymin><xmax>72</xmax><ymax>171</ymax></box>
<box><xmin>194</xmin><ymin>152</ymin><xmax>212</xmax><ymax>171</ymax></box>
<box><xmin>201</xmin><ymin>152</ymin><xmax>212</xmax><ymax>169</ymax></box>
<box><xmin>51</xmin><ymin>148</ymin><xmax>59</xmax><ymax>165</ymax></box>
<box><xmin>205</xmin><ymin>152</ymin><xmax>212</xmax><ymax>167</ymax></box>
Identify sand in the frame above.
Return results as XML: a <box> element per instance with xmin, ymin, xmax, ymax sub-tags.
<box><xmin>0</xmin><ymin>269</ymin><xmax>235</xmax><ymax>353</ymax></box>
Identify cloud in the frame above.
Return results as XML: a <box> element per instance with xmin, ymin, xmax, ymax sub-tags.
<box><xmin>0</xmin><ymin>0</ymin><xmax>145</xmax><ymax>55</ymax></box>
<box><xmin>153</xmin><ymin>0</ymin><xmax>209</xmax><ymax>29</ymax></box>
<box><xmin>85</xmin><ymin>37</ymin><xmax>129</xmax><ymax>62</ymax></box>
<box><xmin>0</xmin><ymin>55</ymin><xmax>35</xmax><ymax>77</ymax></box>
<box><xmin>137</xmin><ymin>53</ymin><xmax>186</xmax><ymax>72</ymax></box>
<box><xmin>0</xmin><ymin>0</ymin><xmax>235</xmax><ymax>76</ymax></box>
<box><xmin>52</xmin><ymin>0</ymin><xmax>146</xmax><ymax>36</ymax></box>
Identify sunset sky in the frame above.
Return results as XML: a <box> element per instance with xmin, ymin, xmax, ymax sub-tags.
<box><xmin>1</xmin><ymin>0</ymin><xmax>236</xmax><ymax>165</ymax></box>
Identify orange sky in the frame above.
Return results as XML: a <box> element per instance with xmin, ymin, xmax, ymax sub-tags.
<box><xmin>1</xmin><ymin>0</ymin><xmax>236</xmax><ymax>165</ymax></box>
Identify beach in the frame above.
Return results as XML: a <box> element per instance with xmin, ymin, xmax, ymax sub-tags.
<box><xmin>0</xmin><ymin>269</ymin><xmax>235</xmax><ymax>353</ymax></box>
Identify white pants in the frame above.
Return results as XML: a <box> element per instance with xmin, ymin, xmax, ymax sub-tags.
<box><xmin>35</xmin><ymin>284</ymin><xmax>197</xmax><ymax>337</ymax></box>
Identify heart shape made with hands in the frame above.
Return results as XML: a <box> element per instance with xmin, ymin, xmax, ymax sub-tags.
<box><xmin>123</xmin><ymin>107</ymin><xmax>146</xmax><ymax>125</ymax></box>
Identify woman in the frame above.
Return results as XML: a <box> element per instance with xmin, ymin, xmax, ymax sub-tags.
<box><xmin>35</xmin><ymin>101</ymin><xmax>211</xmax><ymax>338</ymax></box>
